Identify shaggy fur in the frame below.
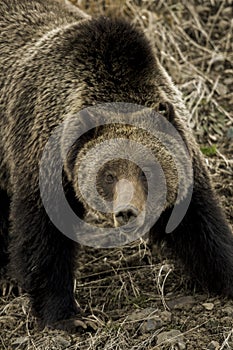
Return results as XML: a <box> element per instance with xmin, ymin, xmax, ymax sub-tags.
<box><xmin>0</xmin><ymin>0</ymin><xmax>233</xmax><ymax>331</ymax></box>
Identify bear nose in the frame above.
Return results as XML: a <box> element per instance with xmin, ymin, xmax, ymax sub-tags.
<box><xmin>115</xmin><ymin>206</ymin><xmax>138</xmax><ymax>226</ymax></box>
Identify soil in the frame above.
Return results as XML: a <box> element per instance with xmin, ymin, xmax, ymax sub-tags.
<box><xmin>0</xmin><ymin>0</ymin><xmax>232</xmax><ymax>349</ymax></box>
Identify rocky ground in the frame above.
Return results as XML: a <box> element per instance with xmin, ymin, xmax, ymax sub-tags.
<box><xmin>0</xmin><ymin>0</ymin><xmax>232</xmax><ymax>349</ymax></box>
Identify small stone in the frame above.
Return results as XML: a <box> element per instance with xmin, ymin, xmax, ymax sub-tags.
<box><xmin>207</xmin><ymin>340</ymin><xmax>220</xmax><ymax>350</ymax></box>
<box><xmin>157</xmin><ymin>330</ymin><xmax>186</xmax><ymax>349</ymax></box>
<box><xmin>216</xmin><ymin>83</ymin><xmax>228</xmax><ymax>96</ymax></box>
<box><xmin>222</xmin><ymin>7</ymin><xmax>233</xmax><ymax>16</ymax></box>
<box><xmin>141</xmin><ymin>318</ymin><xmax>162</xmax><ymax>333</ymax></box>
<box><xmin>177</xmin><ymin>341</ymin><xmax>186</xmax><ymax>350</ymax></box>
<box><xmin>224</xmin><ymin>78</ymin><xmax>233</xmax><ymax>86</ymax></box>
<box><xmin>128</xmin><ymin>308</ymin><xmax>172</xmax><ymax>334</ymax></box>
<box><xmin>202</xmin><ymin>303</ymin><xmax>214</xmax><ymax>310</ymax></box>
<box><xmin>141</xmin><ymin>310</ymin><xmax>172</xmax><ymax>333</ymax></box>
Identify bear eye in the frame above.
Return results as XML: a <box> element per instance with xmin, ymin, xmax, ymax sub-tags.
<box><xmin>104</xmin><ymin>173</ymin><xmax>115</xmax><ymax>184</ymax></box>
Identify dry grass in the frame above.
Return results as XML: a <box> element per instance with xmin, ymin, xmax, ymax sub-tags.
<box><xmin>1</xmin><ymin>0</ymin><xmax>233</xmax><ymax>349</ymax></box>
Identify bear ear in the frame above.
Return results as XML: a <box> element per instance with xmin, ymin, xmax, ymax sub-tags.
<box><xmin>158</xmin><ymin>101</ymin><xmax>175</xmax><ymax>123</ymax></box>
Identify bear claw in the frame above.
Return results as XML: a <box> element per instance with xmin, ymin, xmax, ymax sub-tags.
<box><xmin>48</xmin><ymin>314</ymin><xmax>105</xmax><ymax>333</ymax></box>
<box><xmin>0</xmin><ymin>279</ymin><xmax>22</xmax><ymax>297</ymax></box>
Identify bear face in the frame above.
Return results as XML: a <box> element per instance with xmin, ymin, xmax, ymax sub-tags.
<box><xmin>68</xmin><ymin>120</ymin><xmax>180</xmax><ymax>238</ymax></box>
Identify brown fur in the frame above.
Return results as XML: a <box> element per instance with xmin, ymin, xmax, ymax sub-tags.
<box><xmin>0</xmin><ymin>0</ymin><xmax>232</xmax><ymax>332</ymax></box>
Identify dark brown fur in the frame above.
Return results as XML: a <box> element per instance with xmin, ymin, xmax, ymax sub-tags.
<box><xmin>0</xmin><ymin>0</ymin><xmax>232</xmax><ymax>331</ymax></box>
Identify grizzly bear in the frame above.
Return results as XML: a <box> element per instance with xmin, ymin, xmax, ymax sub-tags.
<box><xmin>0</xmin><ymin>0</ymin><xmax>233</xmax><ymax>331</ymax></box>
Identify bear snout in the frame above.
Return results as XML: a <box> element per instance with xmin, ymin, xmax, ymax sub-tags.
<box><xmin>114</xmin><ymin>205</ymin><xmax>139</xmax><ymax>226</ymax></box>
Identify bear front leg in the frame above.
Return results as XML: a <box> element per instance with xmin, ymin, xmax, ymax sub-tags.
<box><xmin>151</xmin><ymin>150</ymin><xmax>233</xmax><ymax>297</ymax></box>
<box><xmin>8</xmin><ymin>190</ymin><xmax>85</xmax><ymax>330</ymax></box>
<box><xmin>0</xmin><ymin>188</ymin><xmax>15</xmax><ymax>296</ymax></box>
<box><xmin>0</xmin><ymin>189</ymin><xmax>10</xmax><ymax>273</ymax></box>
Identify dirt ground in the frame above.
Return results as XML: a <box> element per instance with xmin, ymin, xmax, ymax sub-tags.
<box><xmin>0</xmin><ymin>0</ymin><xmax>232</xmax><ymax>349</ymax></box>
